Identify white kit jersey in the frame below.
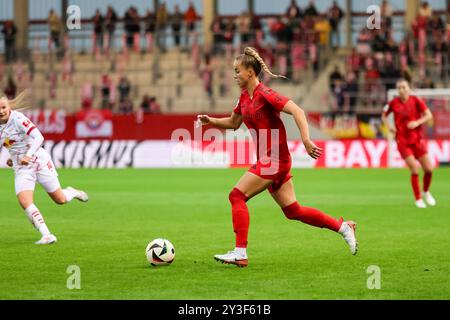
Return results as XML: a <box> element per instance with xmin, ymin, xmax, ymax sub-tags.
<box><xmin>0</xmin><ymin>110</ymin><xmax>45</xmax><ymax>166</ymax></box>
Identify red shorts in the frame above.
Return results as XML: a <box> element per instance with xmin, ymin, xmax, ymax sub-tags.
<box><xmin>248</xmin><ymin>158</ymin><xmax>292</xmax><ymax>193</ymax></box>
<box><xmin>397</xmin><ymin>140</ymin><xmax>428</xmax><ymax>159</ymax></box>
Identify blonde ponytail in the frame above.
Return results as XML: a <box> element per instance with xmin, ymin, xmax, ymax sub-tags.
<box><xmin>243</xmin><ymin>47</ymin><xmax>287</xmax><ymax>79</ymax></box>
<box><xmin>2</xmin><ymin>90</ymin><xmax>31</xmax><ymax>111</ymax></box>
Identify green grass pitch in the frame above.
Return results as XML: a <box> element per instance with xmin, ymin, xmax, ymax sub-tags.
<box><xmin>0</xmin><ymin>168</ymin><xmax>449</xmax><ymax>300</ymax></box>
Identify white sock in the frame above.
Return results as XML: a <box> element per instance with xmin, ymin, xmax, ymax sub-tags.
<box><xmin>25</xmin><ymin>204</ymin><xmax>51</xmax><ymax>236</ymax></box>
<box><xmin>62</xmin><ymin>188</ymin><xmax>78</xmax><ymax>202</ymax></box>
<box><xmin>235</xmin><ymin>247</ymin><xmax>247</xmax><ymax>258</ymax></box>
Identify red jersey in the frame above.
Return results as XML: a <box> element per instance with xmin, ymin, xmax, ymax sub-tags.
<box><xmin>233</xmin><ymin>82</ymin><xmax>290</xmax><ymax>164</ymax></box>
<box><xmin>384</xmin><ymin>95</ymin><xmax>428</xmax><ymax>144</ymax></box>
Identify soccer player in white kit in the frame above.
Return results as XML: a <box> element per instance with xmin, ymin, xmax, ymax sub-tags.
<box><xmin>0</xmin><ymin>92</ymin><xmax>88</xmax><ymax>244</ymax></box>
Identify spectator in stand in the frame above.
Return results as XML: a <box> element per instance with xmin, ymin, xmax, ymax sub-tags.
<box><xmin>171</xmin><ymin>5</ymin><xmax>183</xmax><ymax>48</ymax></box>
<box><xmin>2</xmin><ymin>20</ymin><xmax>17</xmax><ymax>64</ymax></box>
<box><xmin>140</xmin><ymin>94</ymin><xmax>152</xmax><ymax>113</ymax></box>
<box><xmin>104</xmin><ymin>6</ymin><xmax>119</xmax><ymax>51</ymax></box>
<box><xmin>304</xmin><ymin>0</ymin><xmax>319</xmax><ymax>18</ymax></box>
<box><xmin>156</xmin><ymin>3</ymin><xmax>168</xmax><ymax>52</ymax></box>
<box><xmin>124</xmin><ymin>6</ymin><xmax>141</xmax><ymax>52</ymax></box>
<box><xmin>93</xmin><ymin>9</ymin><xmax>104</xmax><ymax>54</ymax></box>
<box><xmin>251</xmin><ymin>14</ymin><xmax>263</xmax><ymax>46</ymax></box>
<box><xmin>430</xmin><ymin>34</ymin><xmax>448</xmax><ymax>78</ymax></box>
<box><xmin>223</xmin><ymin>18</ymin><xmax>236</xmax><ymax>58</ymax></box>
<box><xmin>332</xmin><ymin>78</ymin><xmax>346</xmax><ymax>113</ymax></box>
<box><xmin>428</xmin><ymin>13</ymin><xmax>445</xmax><ymax>39</ymax></box>
<box><xmin>418</xmin><ymin>1</ymin><xmax>433</xmax><ymax>20</ymax></box>
<box><xmin>371</xmin><ymin>28</ymin><xmax>387</xmax><ymax>54</ymax></box>
<box><xmin>211</xmin><ymin>16</ymin><xmax>225</xmax><ymax>54</ymax></box>
<box><xmin>327</xmin><ymin>1</ymin><xmax>344</xmax><ymax>49</ymax></box>
<box><xmin>380</xmin><ymin>53</ymin><xmax>401</xmax><ymax>92</ymax></box>
<box><xmin>201</xmin><ymin>53</ymin><xmax>214</xmax><ymax>99</ymax></box>
<box><xmin>131</xmin><ymin>7</ymin><xmax>142</xmax><ymax>52</ymax></box>
<box><xmin>363</xmin><ymin>57</ymin><xmax>381</xmax><ymax>106</ymax></box>
<box><xmin>286</xmin><ymin>0</ymin><xmax>303</xmax><ymax>22</ymax></box>
<box><xmin>184</xmin><ymin>1</ymin><xmax>199</xmax><ymax>46</ymax></box>
<box><xmin>117</xmin><ymin>76</ymin><xmax>131</xmax><ymax>102</ymax></box>
<box><xmin>100</xmin><ymin>74</ymin><xmax>112</xmax><ymax>109</ymax></box>
<box><xmin>144</xmin><ymin>9</ymin><xmax>157</xmax><ymax>53</ymax></box>
<box><xmin>81</xmin><ymin>83</ymin><xmax>94</xmax><ymax>109</ymax></box>
<box><xmin>356</xmin><ymin>27</ymin><xmax>373</xmax><ymax>56</ymax></box>
<box><xmin>270</xmin><ymin>16</ymin><xmax>288</xmax><ymax>44</ymax></box>
<box><xmin>118</xmin><ymin>98</ymin><xmax>134</xmax><ymax>114</ymax></box>
<box><xmin>149</xmin><ymin>96</ymin><xmax>162</xmax><ymax>113</ymax></box>
<box><xmin>381</xmin><ymin>0</ymin><xmax>394</xmax><ymax>27</ymax></box>
<box><xmin>344</xmin><ymin>72</ymin><xmax>358</xmax><ymax>113</ymax></box>
<box><xmin>346</xmin><ymin>47</ymin><xmax>361</xmax><ymax>76</ymax></box>
<box><xmin>329</xmin><ymin>65</ymin><xmax>343</xmax><ymax>91</ymax></box>
<box><xmin>4</xmin><ymin>76</ymin><xmax>17</xmax><ymax>99</ymax></box>
<box><xmin>124</xmin><ymin>7</ymin><xmax>136</xmax><ymax>49</ymax></box>
<box><xmin>48</xmin><ymin>9</ymin><xmax>62</xmax><ymax>50</ymax></box>
<box><xmin>236</xmin><ymin>11</ymin><xmax>252</xmax><ymax>48</ymax></box>
<box><xmin>314</xmin><ymin>15</ymin><xmax>331</xmax><ymax>47</ymax></box>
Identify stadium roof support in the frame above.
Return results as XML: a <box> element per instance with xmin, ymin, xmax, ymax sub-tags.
<box><xmin>405</xmin><ymin>0</ymin><xmax>420</xmax><ymax>30</ymax></box>
<box><xmin>13</xmin><ymin>0</ymin><xmax>29</xmax><ymax>60</ymax></box>
<box><xmin>202</xmin><ymin>0</ymin><xmax>216</xmax><ymax>50</ymax></box>
<box><xmin>345</xmin><ymin>0</ymin><xmax>352</xmax><ymax>48</ymax></box>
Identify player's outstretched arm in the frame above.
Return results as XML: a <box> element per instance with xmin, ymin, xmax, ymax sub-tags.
<box><xmin>282</xmin><ymin>100</ymin><xmax>322</xmax><ymax>160</ymax></box>
<box><xmin>197</xmin><ymin>112</ymin><xmax>243</xmax><ymax>130</ymax></box>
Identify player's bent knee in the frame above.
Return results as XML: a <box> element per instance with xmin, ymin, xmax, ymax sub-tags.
<box><xmin>424</xmin><ymin>167</ymin><xmax>433</xmax><ymax>174</ymax></box>
<box><xmin>229</xmin><ymin>188</ymin><xmax>248</xmax><ymax>204</ymax></box>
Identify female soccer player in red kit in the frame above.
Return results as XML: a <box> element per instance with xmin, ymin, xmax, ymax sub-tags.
<box><xmin>382</xmin><ymin>79</ymin><xmax>436</xmax><ymax>208</ymax></box>
<box><xmin>197</xmin><ymin>47</ymin><xmax>358</xmax><ymax>267</ymax></box>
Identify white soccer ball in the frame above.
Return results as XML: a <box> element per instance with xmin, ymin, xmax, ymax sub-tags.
<box><xmin>146</xmin><ymin>238</ymin><xmax>175</xmax><ymax>266</ymax></box>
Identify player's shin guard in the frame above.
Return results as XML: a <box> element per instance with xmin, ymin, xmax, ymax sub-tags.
<box><xmin>229</xmin><ymin>188</ymin><xmax>250</xmax><ymax>248</ymax></box>
<box><xmin>411</xmin><ymin>174</ymin><xmax>421</xmax><ymax>200</ymax></box>
<box><xmin>282</xmin><ymin>202</ymin><xmax>343</xmax><ymax>232</ymax></box>
<box><xmin>24</xmin><ymin>204</ymin><xmax>51</xmax><ymax>236</ymax></box>
<box><xmin>423</xmin><ymin>172</ymin><xmax>432</xmax><ymax>192</ymax></box>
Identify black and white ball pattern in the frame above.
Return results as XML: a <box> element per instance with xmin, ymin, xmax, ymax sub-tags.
<box><xmin>146</xmin><ymin>238</ymin><xmax>175</xmax><ymax>266</ymax></box>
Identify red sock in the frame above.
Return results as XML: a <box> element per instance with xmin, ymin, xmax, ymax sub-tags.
<box><xmin>229</xmin><ymin>188</ymin><xmax>250</xmax><ymax>248</ymax></box>
<box><xmin>423</xmin><ymin>172</ymin><xmax>432</xmax><ymax>192</ymax></box>
<box><xmin>282</xmin><ymin>202</ymin><xmax>343</xmax><ymax>232</ymax></box>
<box><xmin>411</xmin><ymin>174</ymin><xmax>421</xmax><ymax>200</ymax></box>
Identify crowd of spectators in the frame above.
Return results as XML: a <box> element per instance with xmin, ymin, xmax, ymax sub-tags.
<box><xmin>2</xmin><ymin>0</ymin><xmax>449</xmax><ymax>115</ymax></box>
<box><xmin>209</xmin><ymin>0</ymin><xmax>345</xmax><ymax>82</ymax></box>
<box><xmin>328</xmin><ymin>0</ymin><xmax>449</xmax><ymax>115</ymax></box>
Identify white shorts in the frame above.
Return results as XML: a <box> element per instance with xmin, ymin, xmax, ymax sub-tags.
<box><xmin>14</xmin><ymin>150</ymin><xmax>61</xmax><ymax>195</ymax></box>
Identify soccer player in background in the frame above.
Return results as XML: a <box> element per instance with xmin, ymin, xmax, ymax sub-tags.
<box><xmin>382</xmin><ymin>79</ymin><xmax>436</xmax><ymax>208</ymax></box>
<box><xmin>197</xmin><ymin>47</ymin><xmax>358</xmax><ymax>267</ymax></box>
<box><xmin>0</xmin><ymin>92</ymin><xmax>88</xmax><ymax>244</ymax></box>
